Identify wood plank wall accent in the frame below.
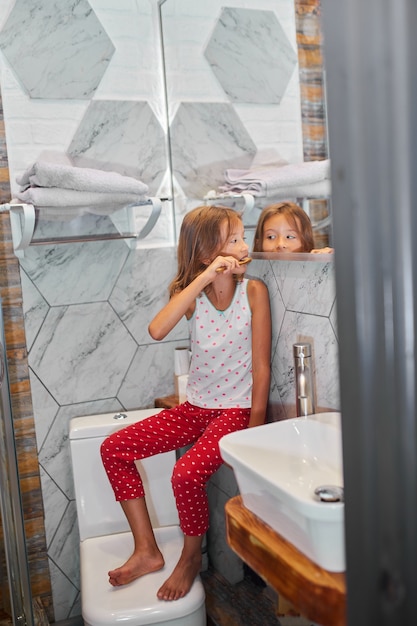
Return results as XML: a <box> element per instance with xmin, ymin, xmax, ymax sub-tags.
<box><xmin>0</xmin><ymin>94</ymin><xmax>53</xmax><ymax>621</ymax></box>
<box><xmin>295</xmin><ymin>0</ymin><xmax>328</xmax><ymax>161</ymax></box>
<box><xmin>295</xmin><ymin>0</ymin><xmax>330</xmax><ymax>248</ymax></box>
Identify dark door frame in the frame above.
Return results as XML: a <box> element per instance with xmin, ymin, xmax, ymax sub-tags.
<box><xmin>322</xmin><ymin>1</ymin><xmax>417</xmax><ymax>624</ymax></box>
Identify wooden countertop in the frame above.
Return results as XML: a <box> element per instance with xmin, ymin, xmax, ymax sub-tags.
<box><xmin>155</xmin><ymin>394</ymin><xmax>179</xmax><ymax>409</ymax></box>
<box><xmin>225</xmin><ymin>495</ymin><xmax>346</xmax><ymax>626</ymax></box>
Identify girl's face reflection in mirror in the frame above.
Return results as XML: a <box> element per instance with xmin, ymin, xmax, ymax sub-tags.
<box><xmin>253</xmin><ymin>202</ymin><xmax>314</xmax><ymax>253</ymax></box>
<box><xmin>261</xmin><ymin>213</ymin><xmax>304</xmax><ymax>253</ymax></box>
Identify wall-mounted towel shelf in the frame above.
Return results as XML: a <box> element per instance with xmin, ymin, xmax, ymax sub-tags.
<box><xmin>2</xmin><ymin>198</ymin><xmax>170</xmax><ymax>258</ymax></box>
<box><xmin>204</xmin><ymin>191</ymin><xmax>255</xmax><ymax>213</ymax></box>
<box><xmin>203</xmin><ymin>191</ymin><xmax>332</xmax><ymax>232</ymax></box>
<box><xmin>25</xmin><ymin>233</ymin><xmax>139</xmax><ymax>245</ymax></box>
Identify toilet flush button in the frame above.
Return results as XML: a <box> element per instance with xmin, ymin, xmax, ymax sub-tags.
<box><xmin>113</xmin><ymin>412</ymin><xmax>128</xmax><ymax>420</ymax></box>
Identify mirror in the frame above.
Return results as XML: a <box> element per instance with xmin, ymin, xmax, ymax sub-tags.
<box><xmin>159</xmin><ymin>0</ymin><xmax>331</xmax><ymax>249</ymax></box>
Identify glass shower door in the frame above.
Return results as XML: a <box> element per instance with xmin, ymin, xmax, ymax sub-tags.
<box><xmin>0</xmin><ymin>299</ymin><xmax>34</xmax><ymax>625</ymax></box>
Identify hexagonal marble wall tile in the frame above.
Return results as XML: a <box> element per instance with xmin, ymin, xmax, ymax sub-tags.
<box><xmin>274</xmin><ymin>311</ymin><xmax>339</xmax><ymax>411</ymax></box>
<box><xmin>204</xmin><ymin>7</ymin><xmax>297</xmax><ymax>104</ymax></box>
<box><xmin>19</xmin><ymin>268</ymin><xmax>50</xmax><ymax>351</ymax></box>
<box><xmin>169</xmin><ymin>102</ymin><xmax>257</xmax><ymax>198</ymax></box>
<box><xmin>246</xmin><ymin>258</ymin><xmax>285</xmax><ymax>356</ymax></box>
<box><xmin>39</xmin><ymin>399</ymin><xmax>123</xmax><ymax>500</ymax></box>
<box><xmin>68</xmin><ymin>100</ymin><xmax>167</xmax><ymax>194</ymax></box>
<box><xmin>29</xmin><ymin>302</ymin><xmax>138</xmax><ymax>405</ymax></box>
<box><xmin>272</xmin><ymin>259</ymin><xmax>336</xmax><ymax>316</ymax></box>
<box><xmin>0</xmin><ymin>0</ymin><xmax>115</xmax><ymax>99</ymax></box>
<box><xmin>110</xmin><ymin>246</ymin><xmax>188</xmax><ymax>345</ymax></box>
<box><xmin>28</xmin><ymin>371</ymin><xmax>59</xmax><ymax>452</ymax></box>
<box><xmin>118</xmin><ymin>341</ymin><xmax>185</xmax><ymax>409</ymax></box>
<box><xmin>19</xmin><ymin>231</ymin><xmax>130</xmax><ymax>306</ymax></box>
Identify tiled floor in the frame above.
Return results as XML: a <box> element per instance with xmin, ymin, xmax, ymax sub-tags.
<box><xmin>201</xmin><ymin>565</ymin><xmax>316</xmax><ymax>626</ymax></box>
<box><xmin>202</xmin><ymin>566</ymin><xmax>289</xmax><ymax>626</ymax></box>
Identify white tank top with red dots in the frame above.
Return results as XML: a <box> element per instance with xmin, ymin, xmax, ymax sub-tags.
<box><xmin>187</xmin><ymin>279</ymin><xmax>252</xmax><ymax>409</ymax></box>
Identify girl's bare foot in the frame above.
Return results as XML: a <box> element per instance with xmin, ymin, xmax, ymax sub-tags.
<box><xmin>108</xmin><ymin>549</ymin><xmax>164</xmax><ymax>586</ymax></box>
<box><xmin>157</xmin><ymin>550</ymin><xmax>202</xmax><ymax>601</ymax></box>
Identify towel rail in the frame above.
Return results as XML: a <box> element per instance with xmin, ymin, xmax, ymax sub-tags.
<box><xmin>204</xmin><ymin>192</ymin><xmax>255</xmax><ymax>213</ymax></box>
<box><xmin>202</xmin><ymin>191</ymin><xmax>332</xmax><ymax>233</ymax></box>
<box><xmin>1</xmin><ymin>198</ymin><xmax>170</xmax><ymax>257</ymax></box>
<box><xmin>26</xmin><ymin>233</ymin><xmax>139</xmax><ymax>245</ymax></box>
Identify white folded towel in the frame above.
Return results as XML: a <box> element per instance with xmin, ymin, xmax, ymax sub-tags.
<box><xmin>220</xmin><ymin>159</ymin><xmax>330</xmax><ymax>197</ymax></box>
<box><xmin>16</xmin><ymin>161</ymin><xmax>149</xmax><ymax>196</ymax></box>
<box><xmin>10</xmin><ymin>203</ymin><xmax>125</xmax><ymax>222</ymax></box>
<box><xmin>246</xmin><ymin>179</ymin><xmax>331</xmax><ymax>200</ymax></box>
<box><xmin>15</xmin><ymin>187</ymin><xmax>147</xmax><ymax>217</ymax></box>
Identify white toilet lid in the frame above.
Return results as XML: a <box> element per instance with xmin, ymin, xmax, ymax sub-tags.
<box><xmin>80</xmin><ymin>526</ymin><xmax>205</xmax><ymax>626</ymax></box>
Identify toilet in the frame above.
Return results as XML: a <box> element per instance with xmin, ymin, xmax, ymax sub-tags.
<box><xmin>69</xmin><ymin>408</ymin><xmax>206</xmax><ymax>626</ymax></box>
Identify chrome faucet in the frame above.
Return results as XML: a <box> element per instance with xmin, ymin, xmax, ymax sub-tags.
<box><xmin>293</xmin><ymin>342</ymin><xmax>315</xmax><ymax>417</ymax></box>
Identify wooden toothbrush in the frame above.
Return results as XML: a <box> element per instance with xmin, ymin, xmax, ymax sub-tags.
<box><xmin>216</xmin><ymin>257</ymin><xmax>252</xmax><ymax>273</ymax></box>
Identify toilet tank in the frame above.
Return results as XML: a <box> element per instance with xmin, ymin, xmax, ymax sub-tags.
<box><xmin>69</xmin><ymin>409</ymin><xmax>180</xmax><ymax>541</ymax></box>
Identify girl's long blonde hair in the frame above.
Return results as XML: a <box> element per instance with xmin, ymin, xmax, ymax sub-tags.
<box><xmin>253</xmin><ymin>202</ymin><xmax>314</xmax><ymax>252</ymax></box>
<box><xmin>169</xmin><ymin>205</ymin><xmax>243</xmax><ymax>297</ymax></box>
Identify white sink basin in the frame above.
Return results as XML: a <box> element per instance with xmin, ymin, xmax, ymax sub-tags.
<box><xmin>219</xmin><ymin>412</ymin><xmax>345</xmax><ymax>572</ymax></box>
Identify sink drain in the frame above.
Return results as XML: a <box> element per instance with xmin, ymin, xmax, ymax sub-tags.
<box><xmin>314</xmin><ymin>485</ymin><xmax>344</xmax><ymax>502</ymax></box>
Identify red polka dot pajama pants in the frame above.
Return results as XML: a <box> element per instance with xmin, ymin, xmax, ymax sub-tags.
<box><xmin>100</xmin><ymin>401</ymin><xmax>250</xmax><ymax>537</ymax></box>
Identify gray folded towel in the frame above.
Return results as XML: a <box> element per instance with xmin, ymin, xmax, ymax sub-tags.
<box><xmin>220</xmin><ymin>159</ymin><xmax>331</xmax><ymax>197</ymax></box>
<box><xmin>16</xmin><ymin>161</ymin><xmax>149</xmax><ymax>196</ymax></box>
<box><xmin>15</xmin><ymin>187</ymin><xmax>147</xmax><ymax>218</ymax></box>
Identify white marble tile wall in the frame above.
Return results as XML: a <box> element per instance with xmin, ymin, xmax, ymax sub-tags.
<box><xmin>68</xmin><ymin>100</ymin><xmax>167</xmax><ymax>194</ymax></box>
<box><xmin>204</xmin><ymin>7</ymin><xmax>297</xmax><ymax>104</ymax></box>
<box><xmin>160</xmin><ymin>0</ymin><xmax>301</xmax><ymax>164</ymax></box>
<box><xmin>0</xmin><ymin>0</ymin><xmax>171</xmax><ymax>228</ymax></box>
<box><xmin>161</xmin><ymin>0</ymin><xmax>304</xmax><ymax>216</ymax></box>
<box><xmin>169</xmin><ymin>102</ymin><xmax>257</xmax><ymax>198</ymax></box>
<box><xmin>0</xmin><ymin>0</ymin><xmax>115</xmax><ymax>100</ymax></box>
